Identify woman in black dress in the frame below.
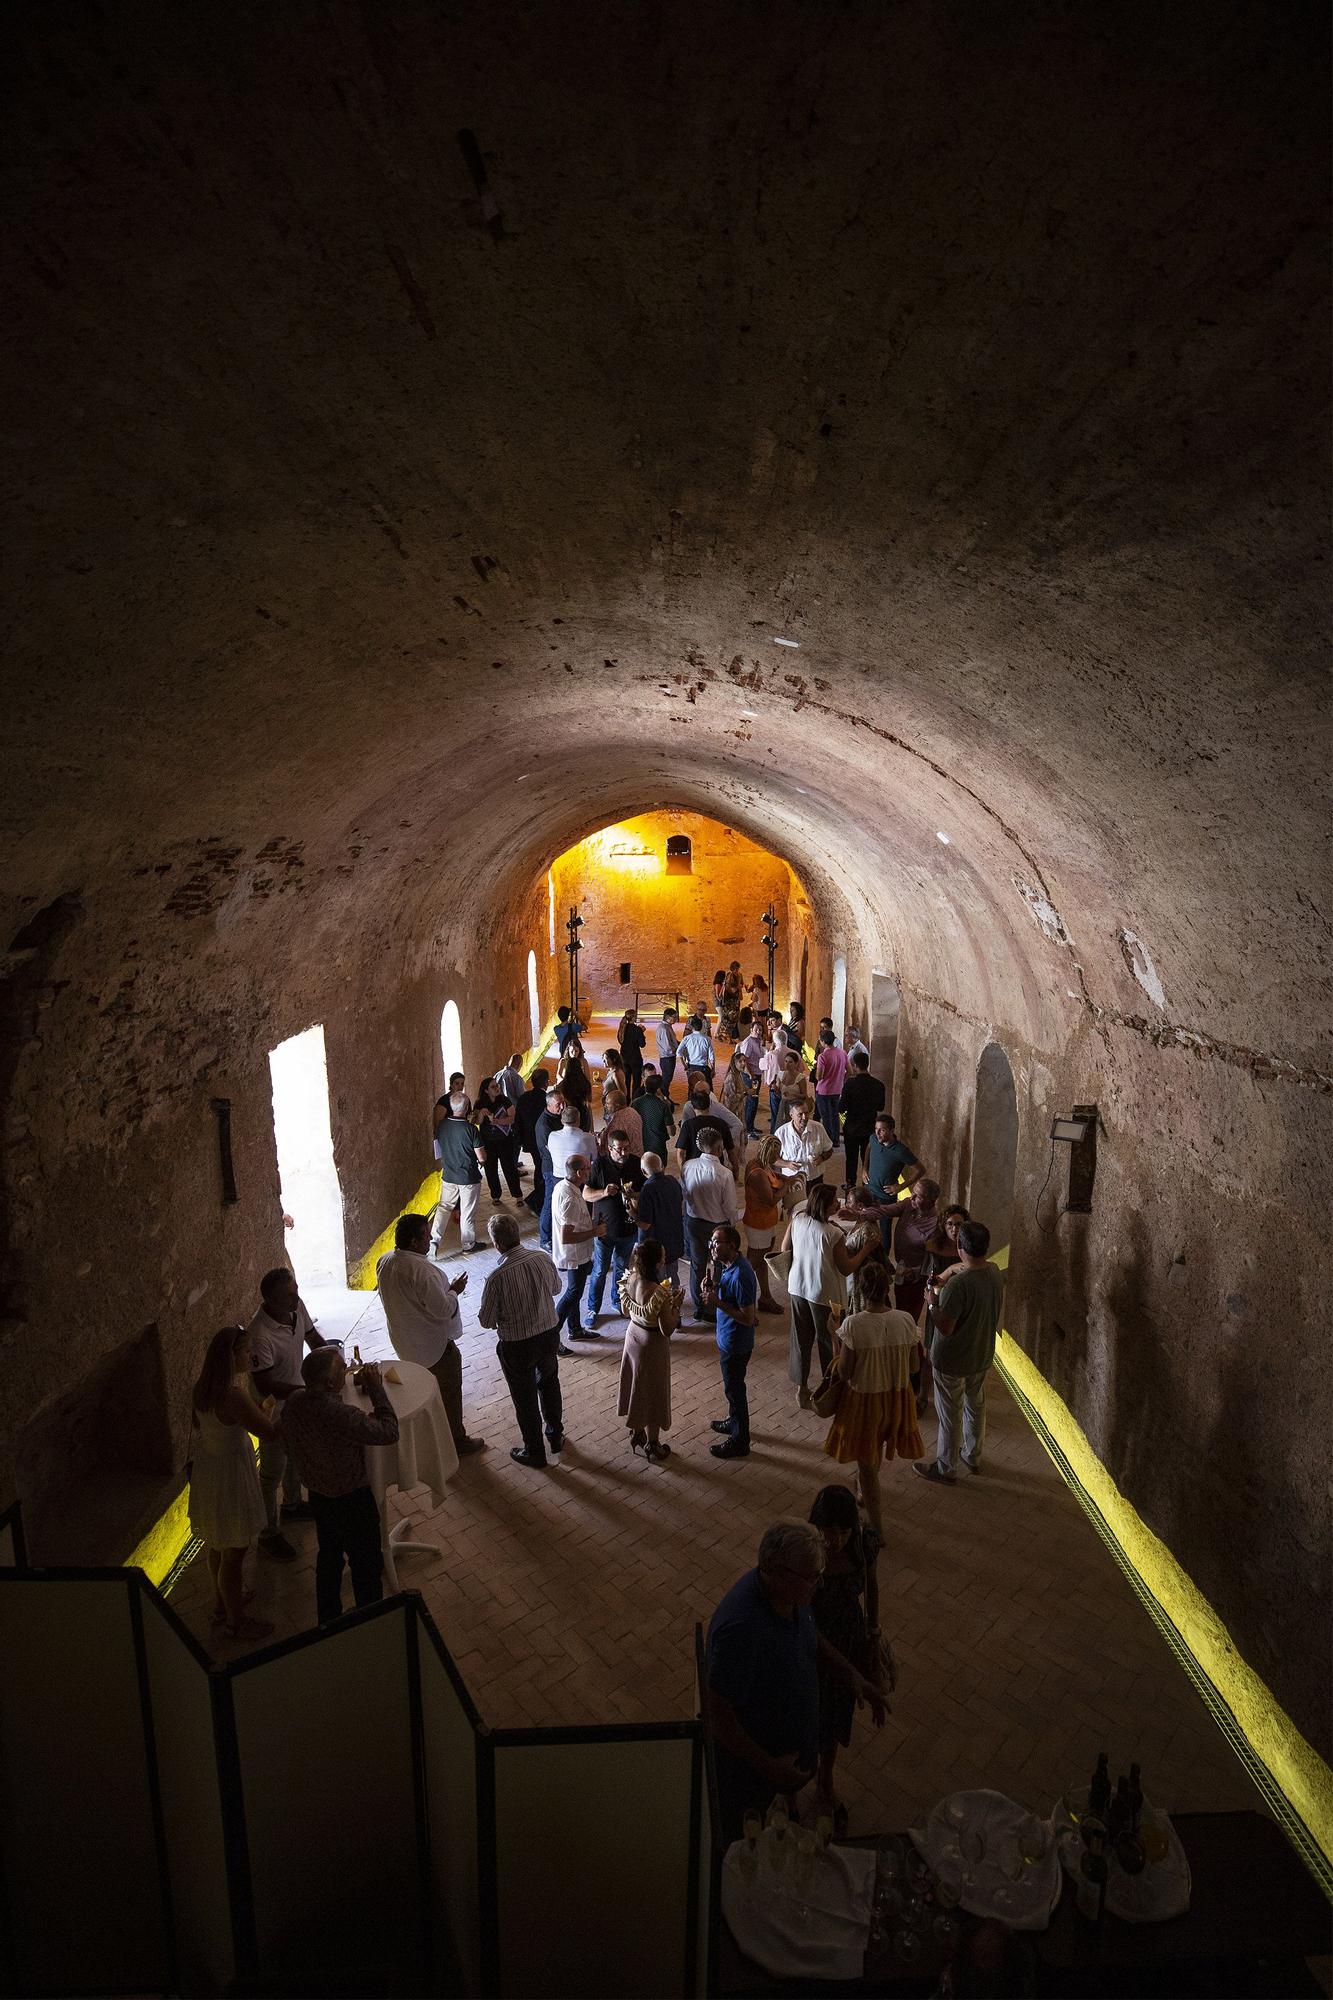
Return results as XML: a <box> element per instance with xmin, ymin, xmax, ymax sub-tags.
<box><xmin>475</xmin><ymin>1078</ymin><xmax>523</xmax><ymax>1202</ymax></box>
<box><xmin>808</xmin><ymin>1483</ymin><xmax>887</xmax><ymax>1832</ymax></box>
<box><xmin>617</xmin><ymin>1008</ymin><xmax>647</xmax><ymax>1097</ymax></box>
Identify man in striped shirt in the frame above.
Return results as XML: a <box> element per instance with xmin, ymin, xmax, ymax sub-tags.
<box><xmin>477</xmin><ymin>1213</ymin><xmax>564</xmax><ymax>1468</ymax></box>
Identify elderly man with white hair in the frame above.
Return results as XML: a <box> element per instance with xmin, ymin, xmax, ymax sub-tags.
<box><xmin>706</xmin><ymin>1520</ymin><xmax>887</xmax><ymax>1838</ymax></box>
<box><xmin>774</xmin><ymin>1100</ymin><xmax>833</xmax><ymax>1194</ymax></box>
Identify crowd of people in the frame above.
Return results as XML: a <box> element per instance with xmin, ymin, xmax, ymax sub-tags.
<box><xmin>184</xmin><ymin>977</ymin><xmax>1005</xmax><ymax>1833</ymax></box>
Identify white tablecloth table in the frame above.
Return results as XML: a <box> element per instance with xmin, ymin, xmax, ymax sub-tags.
<box><xmin>342</xmin><ymin>1360</ymin><xmax>458</xmax><ymax>1591</ymax></box>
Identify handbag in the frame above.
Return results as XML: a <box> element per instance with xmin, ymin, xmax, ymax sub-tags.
<box><xmin>764</xmin><ymin>1247</ymin><xmax>792</xmax><ymax>1289</ymax></box>
<box><xmin>810</xmin><ymin>1373</ymin><xmax>843</xmax><ymax>1419</ymax></box>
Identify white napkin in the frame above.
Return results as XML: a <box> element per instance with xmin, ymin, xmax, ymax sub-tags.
<box><xmin>919</xmin><ymin>1789</ymin><xmax>1063</xmax><ymax>1932</ymax></box>
<box><xmin>721</xmin><ymin>1838</ymin><xmax>876</xmax><ymax>1981</ymax></box>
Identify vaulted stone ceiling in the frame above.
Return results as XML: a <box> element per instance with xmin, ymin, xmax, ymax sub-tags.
<box><xmin>6</xmin><ymin>0</ymin><xmax>1328</xmax><ymax>1052</ymax></box>
<box><xmin>3</xmin><ymin>4</ymin><xmax>1330</xmax><ymax>1752</ymax></box>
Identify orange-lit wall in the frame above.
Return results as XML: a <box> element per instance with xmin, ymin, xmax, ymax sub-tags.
<box><xmin>547</xmin><ymin>812</ymin><xmax>801</xmax><ymax>1018</ymax></box>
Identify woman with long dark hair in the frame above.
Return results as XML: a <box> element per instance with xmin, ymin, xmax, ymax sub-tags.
<box><xmin>188</xmin><ymin>1324</ymin><xmax>281</xmax><ymax>1640</ymax></box>
<box><xmin>617</xmin><ymin>1240</ymin><xmax>680</xmax><ymax>1461</ymax></box>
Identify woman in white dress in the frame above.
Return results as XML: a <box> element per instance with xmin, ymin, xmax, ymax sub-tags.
<box><xmin>781</xmin><ymin>1183</ymin><xmax>874</xmax><ymax>1409</ymax></box>
<box><xmin>188</xmin><ymin>1324</ymin><xmax>281</xmax><ymax>1640</ymax></box>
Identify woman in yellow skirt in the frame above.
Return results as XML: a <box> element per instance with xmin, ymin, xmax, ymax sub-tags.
<box><xmin>822</xmin><ymin>1261</ymin><xmax>923</xmax><ymax>1538</ymax></box>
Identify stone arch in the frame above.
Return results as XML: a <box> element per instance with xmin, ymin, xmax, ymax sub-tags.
<box><xmin>969</xmin><ymin>1042</ymin><xmax>1019</xmax><ymax>1267</ymax></box>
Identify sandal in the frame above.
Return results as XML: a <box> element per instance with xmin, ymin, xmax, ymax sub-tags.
<box><xmin>224</xmin><ymin>1615</ymin><xmax>275</xmax><ymax>1641</ymax></box>
<box><xmin>211</xmin><ymin>1588</ymin><xmax>255</xmax><ymax>1625</ymax></box>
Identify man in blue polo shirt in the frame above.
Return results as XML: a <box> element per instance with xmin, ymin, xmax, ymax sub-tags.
<box><xmin>702</xmin><ymin>1223</ymin><xmax>758</xmax><ymax>1459</ymax></box>
<box><xmin>706</xmin><ymin>1519</ymin><xmax>886</xmax><ymax>1838</ymax></box>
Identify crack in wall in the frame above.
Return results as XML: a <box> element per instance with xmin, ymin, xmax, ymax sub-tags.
<box><xmin>905</xmin><ymin>979</ymin><xmax>1330</xmax><ymax>1093</ymax></box>
<box><xmin>1079</xmin><ymin>997</ymin><xmax>1331</xmax><ymax>1093</ymax></box>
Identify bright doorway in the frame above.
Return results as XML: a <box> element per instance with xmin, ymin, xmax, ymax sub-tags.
<box><xmin>440</xmin><ymin>999</ymin><xmax>464</xmax><ymax>1087</ymax></box>
<box><xmin>268</xmin><ymin>1024</ymin><xmax>347</xmax><ymax>1286</ymax></box>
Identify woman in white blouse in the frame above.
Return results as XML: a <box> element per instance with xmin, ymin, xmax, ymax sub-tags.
<box><xmin>781</xmin><ymin>1183</ymin><xmax>874</xmax><ymax>1409</ymax></box>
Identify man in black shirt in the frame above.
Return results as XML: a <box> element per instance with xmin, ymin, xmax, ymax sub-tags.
<box><xmin>534</xmin><ymin>1085</ymin><xmax>567</xmax><ymax>1252</ymax></box>
<box><xmin>676</xmin><ymin>1085</ymin><xmax>741</xmax><ymax>1173</ymax></box>
<box><xmin>584</xmin><ymin>1133</ymin><xmax>644</xmax><ymax>1329</ymax></box>
<box><xmin>837</xmin><ymin>1051</ymin><xmax>887</xmax><ymax>1184</ymax></box>
<box><xmin>514</xmin><ymin>1066</ymin><xmax>550</xmax><ymax>1217</ymax></box>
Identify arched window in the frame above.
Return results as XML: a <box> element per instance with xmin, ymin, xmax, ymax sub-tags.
<box><xmin>440</xmin><ymin>1000</ymin><xmax>464</xmax><ymax>1088</ymax></box>
<box><xmin>665</xmin><ymin>834</ymin><xmax>692</xmax><ymax>875</ymax></box>
<box><xmin>526</xmin><ymin>950</ymin><xmax>541</xmax><ymax>1047</ymax></box>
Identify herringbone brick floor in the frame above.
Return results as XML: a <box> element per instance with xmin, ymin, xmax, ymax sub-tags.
<box><xmin>170</xmin><ymin>1101</ymin><xmax>1260</xmax><ymax>1835</ymax></box>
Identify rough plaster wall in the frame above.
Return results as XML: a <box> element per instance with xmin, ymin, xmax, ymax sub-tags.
<box><xmin>2</xmin><ymin>1</ymin><xmax>1329</xmax><ymax>1748</ymax></box>
<box><xmin>547</xmin><ymin>812</ymin><xmax>794</xmax><ymax>1013</ymax></box>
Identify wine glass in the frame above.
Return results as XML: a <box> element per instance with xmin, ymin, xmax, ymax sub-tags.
<box><xmin>793</xmin><ymin>1828</ymin><xmax>818</xmax><ymax>1925</ymax></box>
<box><xmin>1019</xmin><ymin>1814</ymin><xmax>1052</xmax><ymax>1868</ymax></box>
<box><xmin>894</xmin><ymin>1922</ymin><xmax>924</xmax><ymax>1963</ymax></box>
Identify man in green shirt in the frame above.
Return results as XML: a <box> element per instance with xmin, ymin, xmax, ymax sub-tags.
<box><xmin>915</xmin><ymin>1220</ymin><xmax>1004</xmax><ymax>1484</ymax></box>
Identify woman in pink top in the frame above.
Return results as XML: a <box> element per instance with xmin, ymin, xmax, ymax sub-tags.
<box><xmin>814</xmin><ymin>1030</ymin><xmax>850</xmax><ymax>1151</ymax></box>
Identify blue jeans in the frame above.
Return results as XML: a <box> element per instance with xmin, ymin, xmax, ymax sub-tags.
<box><xmin>743</xmin><ymin>1092</ymin><xmax>759</xmax><ymax>1137</ymax></box>
<box><xmin>589</xmin><ymin>1231</ymin><xmax>637</xmax><ymax>1315</ymax></box>
<box><xmin>555</xmin><ymin>1262</ymin><xmax>592</xmax><ymax>1339</ymax></box>
<box><xmin>814</xmin><ymin>1093</ymin><xmax>841</xmax><ymax>1150</ymax></box>
<box><xmin>539</xmin><ymin>1176</ymin><xmax>555</xmax><ymax>1252</ymax></box>
<box><xmin>768</xmin><ymin>1086</ymin><xmax>781</xmax><ymax>1127</ymax></box>
<box><xmin>718</xmin><ymin>1348</ymin><xmax>752</xmax><ymax>1448</ymax></box>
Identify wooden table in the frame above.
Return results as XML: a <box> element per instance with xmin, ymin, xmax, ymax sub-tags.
<box><xmin>716</xmin><ymin>1812</ymin><xmax>1330</xmax><ymax>1997</ymax></box>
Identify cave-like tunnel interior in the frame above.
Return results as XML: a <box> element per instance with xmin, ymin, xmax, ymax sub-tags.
<box><xmin>3</xmin><ymin>0</ymin><xmax>1329</xmax><ymax>1904</ymax></box>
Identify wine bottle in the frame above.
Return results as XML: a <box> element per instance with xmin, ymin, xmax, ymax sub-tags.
<box><xmin>1089</xmin><ymin>1751</ymin><xmax>1111</xmax><ymax>1818</ymax></box>
<box><xmin>1127</xmin><ymin>1762</ymin><xmax>1144</xmax><ymax>1833</ymax></box>
<box><xmin>1075</xmin><ymin>1831</ymin><xmax>1108</xmax><ymax>1926</ymax></box>
<box><xmin>1110</xmin><ymin>1776</ymin><xmax>1131</xmax><ymax>1839</ymax></box>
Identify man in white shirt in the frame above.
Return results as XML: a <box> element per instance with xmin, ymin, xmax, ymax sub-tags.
<box><xmin>775</xmin><ymin>1102</ymin><xmax>834</xmax><ymax>1189</ymax></box>
<box><xmin>655</xmin><ymin>1009</ymin><xmax>681</xmax><ymax>1096</ymax></box>
<box><xmin>682</xmin><ymin>1130</ymin><xmax>741</xmax><ymax>1320</ymax></box>
<box><xmin>248</xmin><ymin>1267</ymin><xmax>328</xmax><ymax>1560</ymax></box>
<box><xmin>478</xmin><ymin>1213</ymin><xmax>564</xmax><ymax>1468</ymax></box>
<box><xmin>547</xmin><ymin>1104</ymin><xmax>599</xmax><ymax>1183</ymax></box>
<box><xmin>551</xmin><ymin>1155</ymin><xmax>606</xmax><ymax>1349</ymax></box>
<box><xmin>680</xmin><ymin>1015</ymin><xmax>715</xmax><ymax>1082</ymax></box>
<box><xmin>376</xmin><ymin>1214</ymin><xmax>487</xmax><ymax>1454</ymax></box>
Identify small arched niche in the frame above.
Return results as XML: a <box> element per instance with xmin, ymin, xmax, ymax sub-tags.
<box><xmin>868</xmin><ymin>972</ymin><xmax>901</xmax><ymax>1108</ymax></box>
<box><xmin>830</xmin><ymin>953</ymin><xmax>848</xmax><ymax>1038</ymax></box>
<box><xmin>969</xmin><ymin>1042</ymin><xmax>1019</xmax><ymax>1268</ymax></box>
<box><xmin>526</xmin><ymin>949</ymin><xmax>541</xmax><ymax>1046</ymax></box>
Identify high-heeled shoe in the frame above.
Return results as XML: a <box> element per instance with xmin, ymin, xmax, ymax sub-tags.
<box><xmin>630</xmin><ymin>1430</ymin><xmax>647</xmax><ymax>1454</ymax></box>
<box><xmin>645</xmin><ymin>1440</ymin><xmax>672</xmax><ymax>1462</ymax></box>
